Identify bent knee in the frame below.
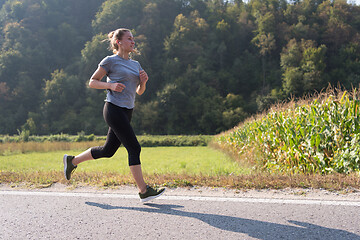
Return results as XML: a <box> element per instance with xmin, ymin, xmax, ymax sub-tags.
<box><xmin>91</xmin><ymin>146</ymin><xmax>117</xmax><ymax>159</ymax></box>
<box><xmin>102</xmin><ymin>152</ymin><xmax>116</xmax><ymax>158</ymax></box>
<box><xmin>135</xmin><ymin>144</ymin><xmax>141</xmax><ymax>155</ymax></box>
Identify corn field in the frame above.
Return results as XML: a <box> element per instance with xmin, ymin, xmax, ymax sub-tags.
<box><xmin>216</xmin><ymin>90</ymin><xmax>360</xmax><ymax>174</ymax></box>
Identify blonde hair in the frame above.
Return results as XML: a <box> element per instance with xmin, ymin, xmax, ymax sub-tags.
<box><xmin>107</xmin><ymin>28</ymin><xmax>131</xmax><ymax>54</ymax></box>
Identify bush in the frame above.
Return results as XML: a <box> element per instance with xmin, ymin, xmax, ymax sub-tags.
<box><xmin>0</xmin><ymin>134</ymin><xmax>212</xmax><ymax>147</ymax></box>
<box><xmin>138</xmin><ymin>135</ymin><xmax>212</xmax><ymax>147</ymax></box>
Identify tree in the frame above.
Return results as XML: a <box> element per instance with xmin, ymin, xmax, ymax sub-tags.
<box><xmin>281</xmin><ymin>38</ymin><xmax>327</xmax><ymax>96</ymax></box>
<box><xmin>41</xmin><ymin>69</ymin><xmax>84</xmax><ymax>134</ymax></box>
<box><xmin>134</xmin><ymin>0</ymin><xmax>186</xmax><ymax>100</ymax></box>
<box><xmin>0</xmin><ymin>0</ymin><xmax>360</xmax><ymax>135</ymax></box>
<box><xmin>164</xmin><ymin>10</ymin><xmax>209</xmax><ymax>73</ymax></box>
<box><xmin>0</xmin><ymin>0</ymin><xmax>103</xmax><ymax>134</ymax></box>
<box><xmin>222</xmin><ymin>93</ymin><xmax>248</xmax><ymax>130</ymax></box>
<box><xmin>250</xmin><ymin>0</ymin><xmax>286</xmax><ymax>95</ymax></box>
<box><xmin>92</xmin><ymin>0</ymin><xmax>145</xmax><ymax>34</ymax></box>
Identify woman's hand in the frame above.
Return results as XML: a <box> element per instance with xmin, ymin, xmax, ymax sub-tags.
<box><xmin>139</xmin><ymin>70</ymin><xmax>148</xmax><ymax>84</ymax></box>
<box><xmin>110</xmin><ymin>82</ymin><xmax>126</xmax><ymax>92</ymax></box>
<box><xmin>137</xmin><ymin>70</ymin><xmax>149</xmax><ymax>95</ymax></box>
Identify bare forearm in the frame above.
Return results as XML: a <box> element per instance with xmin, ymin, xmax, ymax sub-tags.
<box><xmin>89</xmin><ymin>79</ymin><xmax>112</xmax><ymax>90</ymax></box>
<box><xmin>137</xmin><ymin>82</ymin><xmax>146</xmax><ymax>95</ymax></box>
<box><xmin>88</xmin><ymin>66</ymin><xmax>111</xmax><ymax>90</ymax></box>
<box><xmin>90</xmin><ymin>79</ymin><xmax>126</xmax><ymax>92</ymax></box>
<box><xmin>137</xmin><ymin>70</ymin><xmax>148</xmax><ymax>95</ymax></box>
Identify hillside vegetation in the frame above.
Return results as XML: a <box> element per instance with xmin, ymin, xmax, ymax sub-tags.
<box><xmin>215</xmin><ymin>89</ymin><xmax>360</xmax><ymax>174</ymax></box>
<box><xmin>0</xmin><ymin>0</ymin><xmax>359</xmax><ymax>135</ymax></box>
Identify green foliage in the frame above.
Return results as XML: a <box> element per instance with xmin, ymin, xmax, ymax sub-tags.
<box><xmin>216</xmin><ymin>90</ymin><xmax>360</xmax><ymax>174</ymax></box>
<box><xmin>281</xmin><ymin>39</ymin><xmax>327</xmax><ymax>95</ymax></box>
<box><xmin>0</xmin><ymin>133</ymin><xmax>212</xmax><ymax>146</ymax></box>
<box><xmin>40</xmin><ymin>69</ymin><xmax>84</xmax><ymax>134</ymax></box>
<box><xmin>0</xmin><ymin>0</ymin><xmax>360</xmax><ymax>135</ymax></box>
<box><xmin>0</xmin><ymin>133</ymin><xmax>99</xmax><ymax>143</ymax></box>
<box><xmin>137</xmin><ymin>135</ymin><xmax>212</xmax><ymax>147</ymax></box>
<box><xmin>92</xmin><ymin>0</ymin><xmax>145</xmax><ymax>33</ymax></box>
<box><xmin>0</xmin><ymin>0</ymin><xmax>104</xmax><ymax>134</ymax></box>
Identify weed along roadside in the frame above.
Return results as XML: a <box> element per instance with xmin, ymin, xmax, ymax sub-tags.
<box><xmin>0</xmin><ymin>132</ymin><xmax>359</xmax><ymax>191</ymax></box>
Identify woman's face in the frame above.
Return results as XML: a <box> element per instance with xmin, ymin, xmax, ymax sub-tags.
<box><xmin>119</xmin><ymin>31</ymin><xmax>135</xmax><ymax>53</ymax></box>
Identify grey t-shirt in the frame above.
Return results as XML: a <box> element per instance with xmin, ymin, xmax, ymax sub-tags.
<box><xmin>99</xmin><ymin>54</ymin><xmax>143</xmax><ymax>109</ymax></box>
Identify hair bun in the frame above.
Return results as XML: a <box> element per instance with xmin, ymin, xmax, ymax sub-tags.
<box><xmin>108</xmin><ymin>31</ymin><xmax>115</xmax><ymax>40</ymax></box>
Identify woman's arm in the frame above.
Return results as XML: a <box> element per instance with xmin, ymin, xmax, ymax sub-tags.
<box><xmin>89</xmin><ymin>66</ymin><xmax>125</xmax><ymax>92</ymax></box>
<box><xmin>137</xmin><ymin>70</ymin><xmax>148</xmax><ymax>95</ymax></box>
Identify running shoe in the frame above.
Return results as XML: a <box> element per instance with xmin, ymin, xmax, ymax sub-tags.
<box><xmin>63</xmin><ymin>154</ymin><xmax>77</xmax><ymax>180</ymax></box>
<box><xmin>139</xmin><ymin>185</ymin><xmax>165</xmax><ymax>202</ymax></box>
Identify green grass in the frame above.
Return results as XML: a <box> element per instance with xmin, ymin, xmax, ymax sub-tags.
<box><xmin>1</xmin><ymin>146</ymin><xmax>359</xmax><ymax>190</ymax></box>
<box><xmin>0</xmin><ymin>146</ymin><xmax>250</xmax><ymax>176</ymax></box>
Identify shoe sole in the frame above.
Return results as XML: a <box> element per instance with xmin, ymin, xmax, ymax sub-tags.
<box><xmin>63</xmin><ymin>154</ymin><xmax>69</xmax><ymax>180</ymax></box>
<box><xmin>140</xmin><ymin>189</ymin><xmax>166</xmax><ymax>203</ymax></box>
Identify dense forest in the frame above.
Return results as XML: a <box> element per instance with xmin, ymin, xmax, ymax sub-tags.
<box><xmin>0</xmin><ymin>0</ymin><xmax>359</xmax><ymax>135</ymax></box>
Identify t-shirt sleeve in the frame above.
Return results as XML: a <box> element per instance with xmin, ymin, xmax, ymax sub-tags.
<box><xmin>99</xmin><ymin>56</ymin><xmax>111</xmax><ymax>74</ymax></box>
<box><xmin>137</xmin><ymin>61</ymin><xmax>143</xmax><ymax>71</ymax></box>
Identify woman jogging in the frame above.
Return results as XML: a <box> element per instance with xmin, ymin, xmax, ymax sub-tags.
<box><xmin>63</xmin><ymin>28</ymin><xmax>165</xmax><ymax>202</ymax></box>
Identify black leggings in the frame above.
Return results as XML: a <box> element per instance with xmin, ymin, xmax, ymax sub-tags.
<box><xmin>91</xmin><ymin>102</ymin><xmax>141</xmax><ymax>166</ymax></box>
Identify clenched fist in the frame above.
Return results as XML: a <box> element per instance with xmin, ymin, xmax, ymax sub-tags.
<box><xmin>139</xmin><ymin>70</ymin><xmax>149</xmax><ymax>84</ymax></box>
<box><xmin>110</xmin><ymin>82</ymin><xmax>126</xmax><ymax>92</ymax></box>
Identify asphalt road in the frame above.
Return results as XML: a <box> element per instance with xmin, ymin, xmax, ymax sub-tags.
<box><xmin>1</xmin><ymin>189</ymin><xmax>360</xmax><ymax>240</ymax></box>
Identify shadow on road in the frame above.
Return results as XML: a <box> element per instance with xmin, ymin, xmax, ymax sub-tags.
<box><xmin>85</xmin><ymin>201</ymin><xmax>360</xmax><ymax>240</ymax></box>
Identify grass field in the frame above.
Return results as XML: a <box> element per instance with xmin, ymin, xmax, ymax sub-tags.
<box><xmin>0</xmin><ymin>146</ymin><xmax>258</xmax><ymax>189</ymax></box>
<box><xmin>0</xmin><ymin>146</ymin><xmax>249</xmax><ymax>175</ymax></box>
<box><xmin>1</xmin><ymin>142</ymin><xmax>359</xmax><ymax>190</ymax></box>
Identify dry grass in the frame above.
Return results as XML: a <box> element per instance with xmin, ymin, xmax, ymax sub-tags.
<box><xmin>0</xmin><ymin>141</ymin><xmax>105</xmax><ymax>155</ymax></box>
<box><xmin>1</xmin><ymin>170</ymin><xmax>359</xmax><ymax>191</ymax></box>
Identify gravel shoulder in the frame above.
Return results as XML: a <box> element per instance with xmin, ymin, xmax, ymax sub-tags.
<box><xmin>1</xmin><ymin>183</ymin><xmax>359</xmax><ymax>201</ymax></box>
